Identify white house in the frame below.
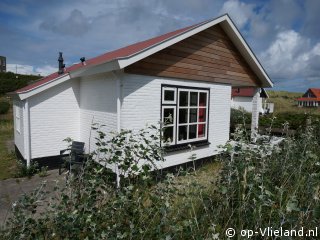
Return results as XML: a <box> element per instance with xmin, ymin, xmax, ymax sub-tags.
<box><xmin>10</xmin><ymin>15</ymin><xmax>272</xmax><ymax>169</ymax></box>
<box><xmin>231</xmin><ymin>87</ymin><xmax>274</xmax><ymax>114</ymax></box>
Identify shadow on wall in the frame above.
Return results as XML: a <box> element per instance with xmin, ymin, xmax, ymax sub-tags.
<box><xmin>79</xmin><ymin>73</ymin><xmax>117</xmax><ymax>113</ymax></box>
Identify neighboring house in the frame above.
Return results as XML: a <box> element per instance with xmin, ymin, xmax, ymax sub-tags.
<box><xmin>231</xmin><ymin>87</ymin><xmax>273</xmax><ymax>114</ymax></box>
<box><xmin>9</xmin><ymin>14</ymin><xmax>272</xmax><ymax>169</ymax></box>
<box><xmin>297</xmin><ymin>88</ymin><xmax>320</xmax><ymax>107</ymax></box>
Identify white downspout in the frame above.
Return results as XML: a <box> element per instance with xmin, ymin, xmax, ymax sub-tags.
<box><xmin>251</xmin><ymin>88</ymin><xmax>260</xmax><ymax>142</ymax></box>
<box><xmin>25</xmin><ymin>99</ymin><xmax>31</xmax><ymax>167</ymax></box>
<box><xmin>112</xmin><ymin>71</ymin><xmax>122</xmax><ymax>188</ymax></box>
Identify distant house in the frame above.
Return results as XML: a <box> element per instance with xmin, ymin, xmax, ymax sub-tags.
<box><xmin>9</xmin><ymin>15</ymin><xmax>273</xmax><ymax>169</ymax></box>
<box><xmin>297</xmin><ymin>88</ymin><xmax>320</xmax><ymax>107</ymax></box>
<box><xmin>0</xmin><ymin>56</ymin><xmax>6</xmax><ymax>73</ymax></box>
<box><xmin>231</xmin><ymin>87</ymin><xmax>273</xmax><ymax>114</ymax></box>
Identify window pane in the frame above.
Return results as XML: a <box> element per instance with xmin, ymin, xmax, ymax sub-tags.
<box><xmin>163</xmin><ymin>127</ymin><xmax>174</xmax><ymax>143</ymax></box>
<box><xmin>164</xmin><ymin>90</ymin><xmax>175</xmax><ymax>101</ymax></box>
<box><xmin>198</xmin><ymin>107</ymin><xmax>206</xmax><ymax>122</ymax></box>
<box><xmin>163</xmin><ymin>108</ymin><xmax>174</xmax><ymax>125</ymax></box>
<box><xmin>189</xmin><ymin>125</ymin><xmax>197</xmax><ymax>139</ymax></box>
<box><xmin>198</xmin><ymin>124</ymin><xmax>206</xmax><ymax>138</ymax></box>
<box><xmin>179</xmin><ymin>109</ymin><xmax>188</xmax><ymax>124</ymax></box>
<box><xmin>179</xmin><ymin>91</ymin><xmax>188</xmax><ymax>106</ymax></box>
<box><xmin>190</xmin><ymin>92</ymin><xmax>198</xmax><ymax>106</ymax></box>
<box><xmin>199</xmin><ymin>92</ymin><xmax>207</xmax><ymax>106</ymax></box>
<box><xmin>178</xmin><ymin>126</ymin><xmax>187</xmax><ymax>141</ymax></box>
<box><xmin>189</xmin><ymin>108</ymin><xmax>197</xmax><ymax>123</ymax></box>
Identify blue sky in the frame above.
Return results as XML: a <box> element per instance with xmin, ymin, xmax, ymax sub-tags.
<box><xmin>0</xmin><ymin>0</ymin><xmax>319</xmax><ymax>92</ymax></box>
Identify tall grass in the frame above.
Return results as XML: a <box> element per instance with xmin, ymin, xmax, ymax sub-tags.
<box><xmin>1</xmin><ymin>121</ymin><xmax>320</xmax><ymax>239</ymax></box>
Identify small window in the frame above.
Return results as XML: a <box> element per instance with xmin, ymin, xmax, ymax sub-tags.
<box><xmin>162</xmin><ymin>106</ymin><xmax>176</xmax><ymax>145</ymax></box>
<box><xmin>15</xmin><ymin>104</ymin><xmax>21</xmax><ymax>133</ymax></box>
<box><xmin>162</xmin><ymin>87</ymin><xmax>176</xmax><ymax>104</ymax></box>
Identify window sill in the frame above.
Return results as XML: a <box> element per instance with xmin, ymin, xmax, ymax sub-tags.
<box><xmin>164</xmin><ymin>141</ymin><xmax>210</xmax><ymax>153</ymax></box>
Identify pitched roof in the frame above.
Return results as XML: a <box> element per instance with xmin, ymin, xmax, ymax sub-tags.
<box><xmin>15</xmin><ymin>14</ymin><xmax>273</xmax><ymax>97</ymax></box>
<box><xmin>297</xmin><ymin>88</ymin><xmax>320</xmax><ymax>101</ymax></box>
<box><xmin>15</xmin><ymin>20</ymin><xmax>209</xmax><ymax>94</ymax></box>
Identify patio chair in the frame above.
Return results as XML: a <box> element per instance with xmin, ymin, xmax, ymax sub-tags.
<box><xmin>59</xmin><ymin>141</ymin><xmax>86</xmax><ymax>175</ymax></box>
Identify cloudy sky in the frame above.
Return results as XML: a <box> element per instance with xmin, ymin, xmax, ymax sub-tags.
<box><xmin>0</xmin><ymin>0</ymin><xmax>319</xmax><ymax>92</ymax></box>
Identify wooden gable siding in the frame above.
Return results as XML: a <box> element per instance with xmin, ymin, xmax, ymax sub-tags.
<box><xmin>125</xmin><ymin>25</ymin><xmax>261</xmax><ymax>87</ymax></box>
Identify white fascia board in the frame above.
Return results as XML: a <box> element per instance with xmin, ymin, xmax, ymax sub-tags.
<box><xmin>117</xmin><ymin>15</ymin><xmax>229</xmax><ymax>69</ymax></box>
<box><xmin>18</xmin><ymin>74</ymin><xmax>71</xmax><ymax>100</ymax></box>
<box><xmin>220</xmin><ymin>18</ymin><xmax>273</xmax><ymax>88</ymax></box>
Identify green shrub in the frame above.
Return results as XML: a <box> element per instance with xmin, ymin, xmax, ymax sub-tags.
<box><xmin>0</xmin><ymin>72</ymin><xmax>41</xmax><ymax>95</ymax></box>
<box><xmin>14</xmin><ymin>160</ymin><xmax>39</xmax><ymax>178</ymax></box>
<box><xmin>260</xmin><ymin>112</ymin><xmax>319</xmax><ymax>130</ymax></box>
<box><xmin>0</xmin><ymin>101</ymin><xmax>10</xmax><ymax>114</ymax></box>
<box><xmin>230</xmin><ymin>108</ymin><xmax>252</xmax><ymax>127</ymax></box>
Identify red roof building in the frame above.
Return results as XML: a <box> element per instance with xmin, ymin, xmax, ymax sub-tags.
<box><xmin>297</xmin><ymin>88</ymin><xmax>320</xmax><ymax>107</ymax></box>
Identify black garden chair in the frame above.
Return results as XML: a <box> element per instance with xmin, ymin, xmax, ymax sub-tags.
<box><xmin>59</xmin><ymin>141</ymin><xmax>86</xmax><ymax>176</ymax></box>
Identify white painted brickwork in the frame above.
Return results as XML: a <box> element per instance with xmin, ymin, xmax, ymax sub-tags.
<box><xmin>231</xmin><ymin>96</ymin><xmax>253</xmax><ymax>112</ymax></box>
<box><xmin>79</xmin><ymin>73</ymin><xmax>117</xmax><ymax>153</ymax></box>
<box><xmin>120</xmin><ymin>73</ymin><xmax>231</xmax><ymax>169</ymax></box>
<box><xmin>29</xmin><ymin>79</ymin><xmax>80</xmax><ymax>158</ymax></box>
<box><xmin>13</xmin><ymin>100</ymin><xmax>25</xmax><ymax>158</ymax></box>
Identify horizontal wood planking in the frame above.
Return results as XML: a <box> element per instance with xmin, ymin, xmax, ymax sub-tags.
<box><xmin>152</xmin><ymin>52</ymin><xmax>250</xmax><ymax>74</ymax></box>
<box><xmin>126</xmin><ymin>66</ymin><xmax>255</xmax><ymax>86</ymax></box>
<box><xmin>125</xmin><ymin>25</ymin><xmax>261</xmax><ymax>86</ymax></box>
<box><xmin>127</xmin><ymin>61</ymin><xmax>257</xmax><ymax>84</ymax></box>
<box><xmin>137</xmin><ymin>58</ymin><xmax>256</xmax><ymax>80</ymax></box>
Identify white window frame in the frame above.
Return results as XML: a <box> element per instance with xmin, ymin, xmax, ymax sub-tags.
<box><xmin>161</xmin><ymin>85</ymin><xmax>209</xmax><ymax>146</ymax></box>
<box><xmin>15</xmin><ymin>104</ymin><xmax>21</xmax><ymax>134</ymax></box>
<box><xmin>162</xmin><ymin>87</ymin><xmax>177</xmax><ymax>104</ymax></box>
<box><xmin>161</xmin><ymin>106</ymin><xmax>176</xmax><ymax>145</ymax></box>
<box><xmin>177</xmin><ymin>88</ymin><xmax>209</xmax><ymax>144</ymax></box>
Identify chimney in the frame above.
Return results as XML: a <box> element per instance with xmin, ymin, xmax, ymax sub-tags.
<box><xmin>58</xmin><ymin>52</ymin><xmax>65</xmax><ymax>74</ymax></box>
<box><xmin>80</xmin><ymin>57</ymin><xmax>86</xmax><ymax>66</ymax></box>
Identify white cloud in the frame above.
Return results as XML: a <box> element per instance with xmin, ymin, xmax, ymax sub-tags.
<box><xmin>35</xmin><ymin>65</ymin><xmax>57</xmax><ymax>76</ymax></box>
<box><xmin>260</xmin><ymin>30</ymin><xmax>320</xmax><ymax>81</ymax></box>
<box><xmin>7</xmin><ymin>64</ymin><xmax>56</xmax><ymax>76</ymax></box>
<box><xmin>7</xmin><ymin>64</ymin><xmax>35</xmax><ymax>75</ymax></box>
<box><xmin>219</xmin><ymin>0</ymin><xmax>254</xmax><ymax>28</ymax></box>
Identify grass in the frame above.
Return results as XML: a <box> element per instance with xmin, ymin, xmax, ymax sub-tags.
<box><xmin>267</xmin><ymin>90</ymin><xmax>320</xmax><ymax>115</ymax></box>
<box><xmin>0</xmin><ymin>98</ymin><xmax>17</xmax><ymax>180</ymax></box>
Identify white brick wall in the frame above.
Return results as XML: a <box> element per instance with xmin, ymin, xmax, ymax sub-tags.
<box><xmin>119</xmin><ymin>73</ymin><xmax>231</xmax><ymax>169</ymax></box>
<box><xmin>13</xmin><ymin>100</ymin><xmax>25</xmax><ymax>158</ymax></box>
<box><xmin>79</xmin><ymin>73</ymin><xmax>117</xmax><ymax>153</ymax></box>
<box><xmin>29</xmin><ymin>78</ymin><xmax>80</xmax><ymax>158</ymax></box>
<box><xmin>231</xmin><ymin>96</ymin><xmax>253</xmax><ymax>112</ymax></box>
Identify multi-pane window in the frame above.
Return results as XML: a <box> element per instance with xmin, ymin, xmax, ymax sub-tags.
<box><xmin>161</xmin><ymin>85</ymin><xmax>209</xmax><ymax>145</ymax></box>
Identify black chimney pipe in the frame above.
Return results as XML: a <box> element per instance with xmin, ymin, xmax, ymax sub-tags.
<box><xmin>58</xmin><ymin>52</ymin><xmax>65</xmax><ymax>74</ymax></box>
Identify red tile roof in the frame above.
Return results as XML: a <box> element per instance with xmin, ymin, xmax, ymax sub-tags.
<box><xmin>16</xmin><ymin>19</ymin><xmax>210</xmax><ymax>94</ymax></box>
<box><xmin>297</xmin><ymin>88</ymin><xmax>320</xmax><ymax>101</ymax></box>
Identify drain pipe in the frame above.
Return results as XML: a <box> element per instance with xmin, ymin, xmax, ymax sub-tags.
<box><xmin>112</xmin><ymin>71</ymin><xmax>122</xmax><ymax>188</ymax></box>
<box><xmin>25</xmin><ymin>99</ymin><xmax>31</xmax><ymax>167</ymax></box>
